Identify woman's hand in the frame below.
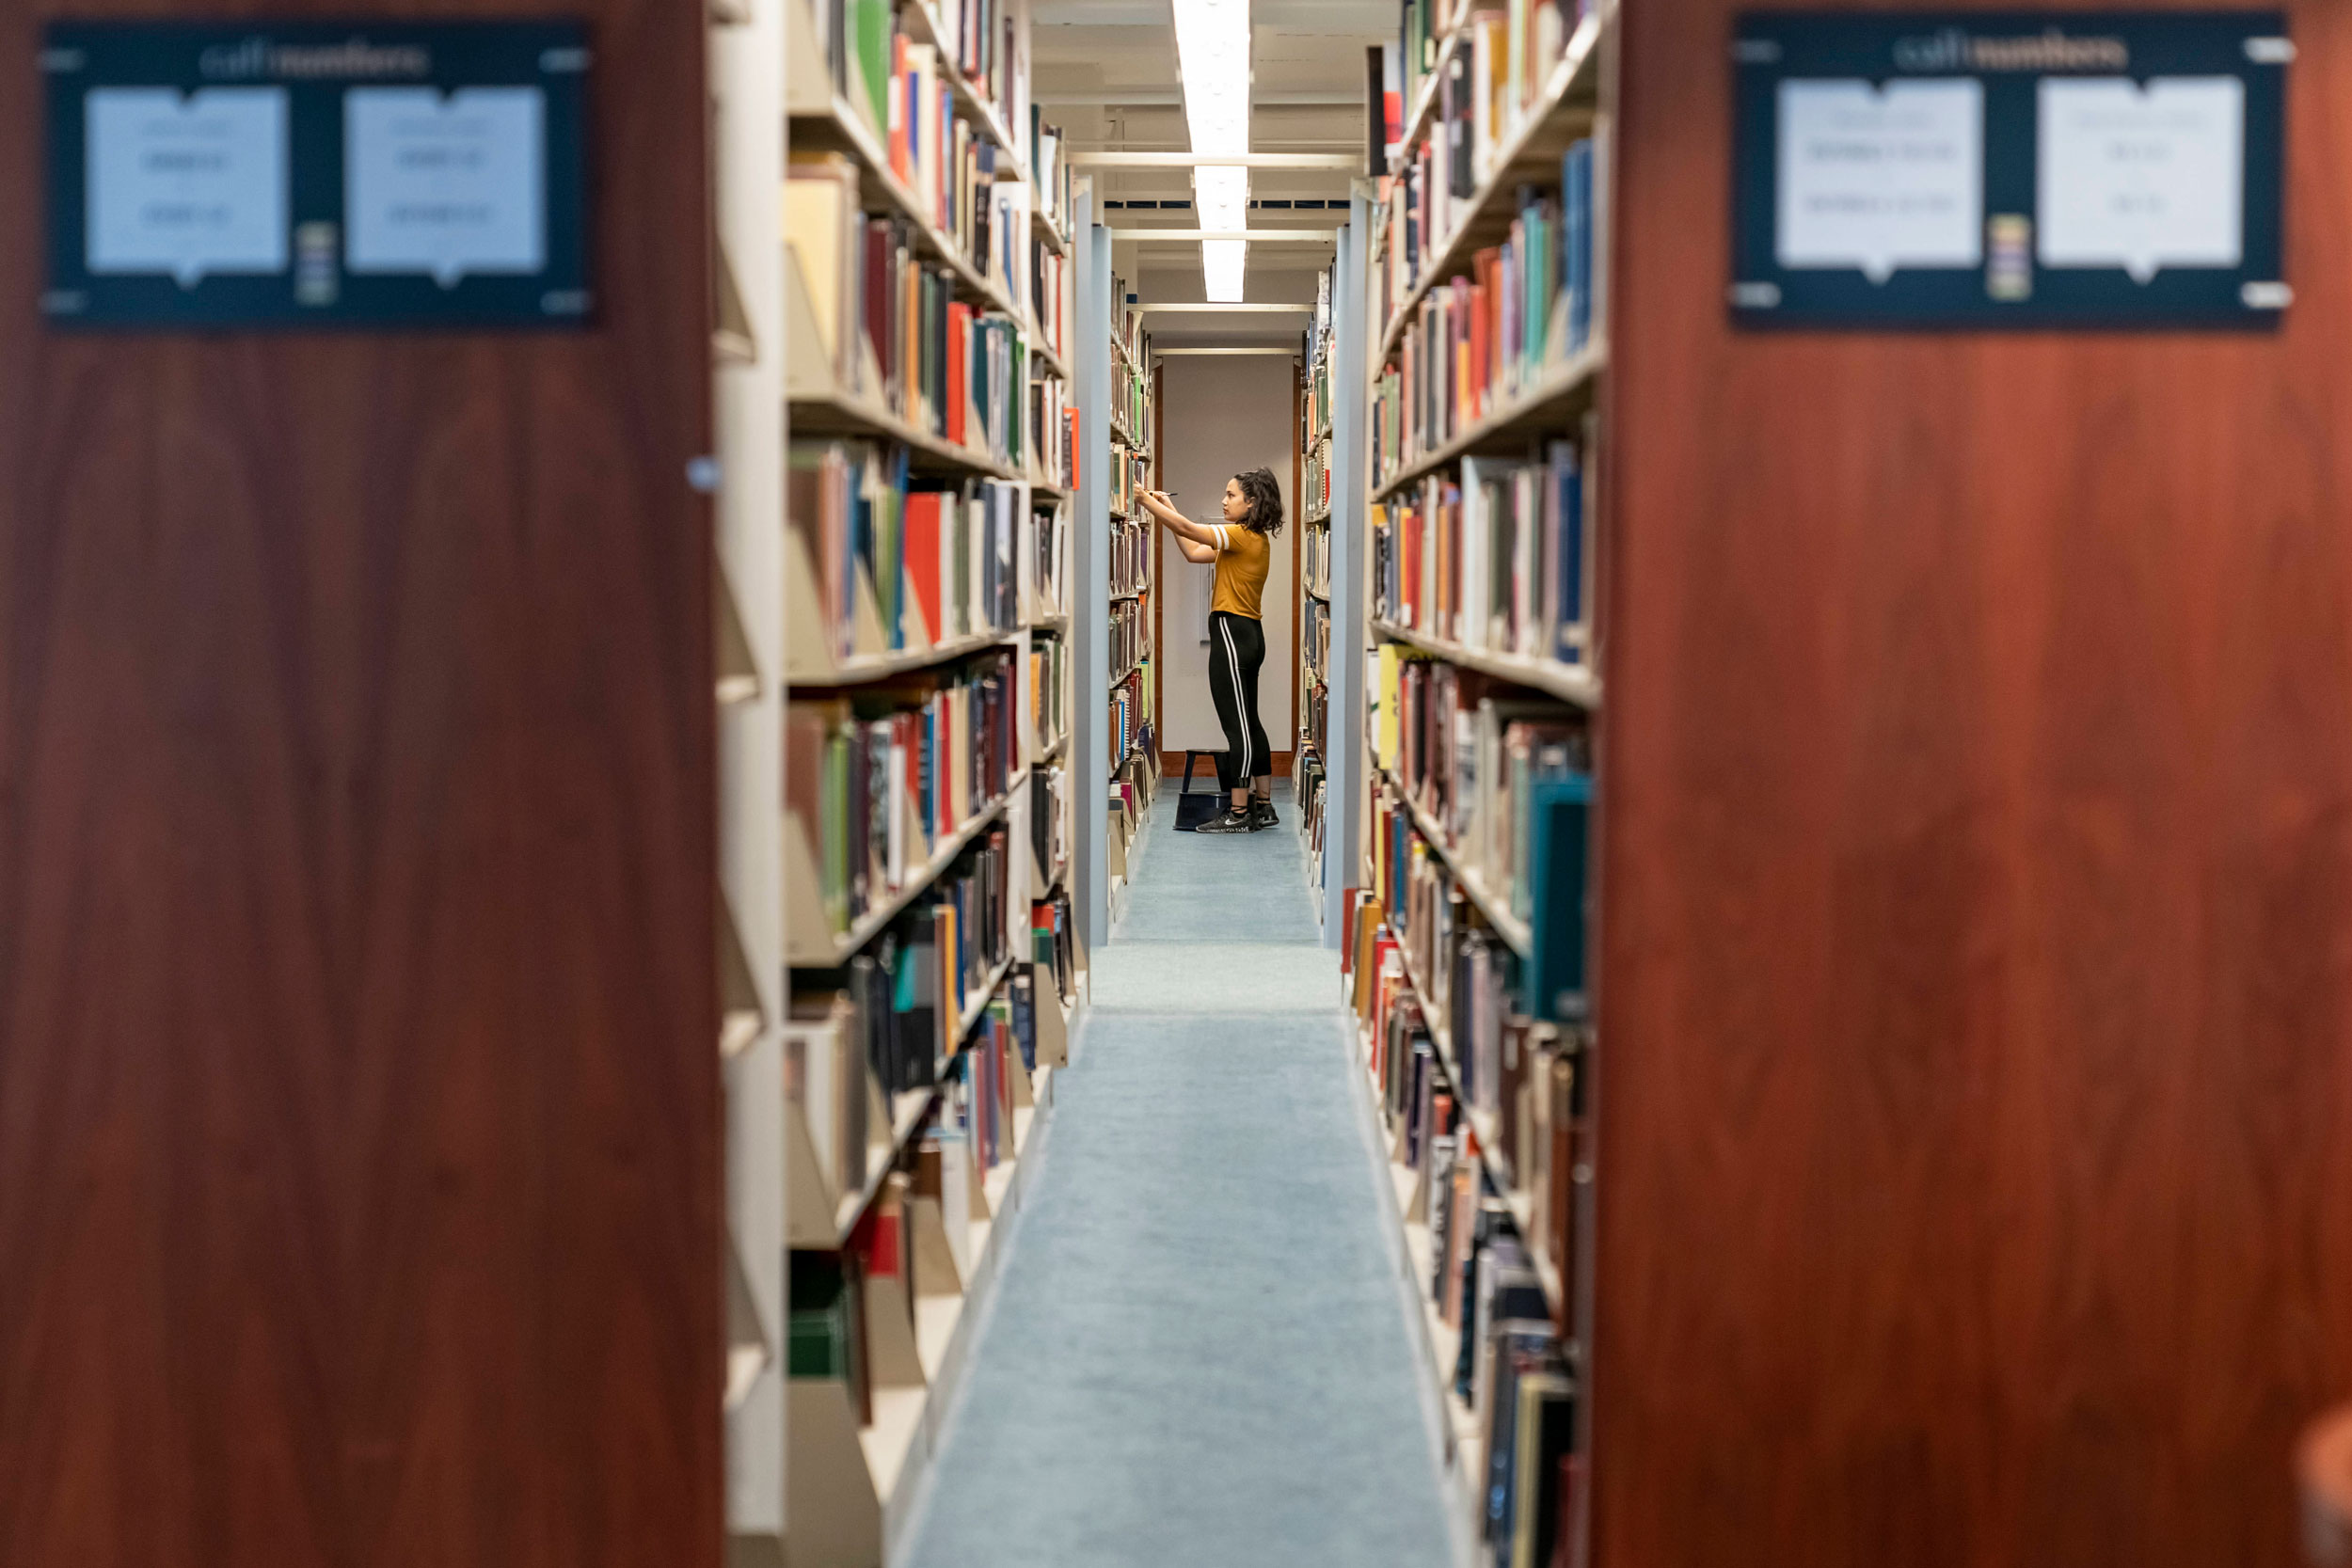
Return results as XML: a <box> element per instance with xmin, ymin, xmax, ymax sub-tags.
<box><xmin>1139</xmin><ymin>492</ymin><xmax>1222</xmax><ymax>551</ymax></box>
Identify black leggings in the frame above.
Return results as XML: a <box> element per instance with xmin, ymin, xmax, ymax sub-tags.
<box><xmin>1207</xmin><ymin>611</ymin><xmax>1270</xmax><ymax>794</ymax></box>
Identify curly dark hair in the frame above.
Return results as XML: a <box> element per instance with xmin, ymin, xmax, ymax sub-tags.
<box><xmin>1232</xmin><ymin>466</ymin><xmax>1286</xmax><ymax>537</ymax></box>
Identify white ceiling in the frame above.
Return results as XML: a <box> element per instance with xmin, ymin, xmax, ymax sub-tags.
<box><xmin>1032</xmin><ymin>0</ymin><xmax>1389</xmax><ymax>341</ymax></box>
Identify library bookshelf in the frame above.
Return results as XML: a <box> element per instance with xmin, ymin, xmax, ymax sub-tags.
<box><xmin>1105</xmin><ymin>291</ymin><xmax>1160</xmax><ymax>916</ymax></box>
<box><xmin>714</xmin><ymin>0</ymin><xmax>1085</xmax><ymax>1561</ymax></box>
<box><xmin>1297</xmin><ymin>265</ymin><xmax>1339</xmax><ymax>902</ymax></box>
<box><xmin>1343</xmin><ymin>3</ymin><xmax>1613</xmax><ymax>1567</ymax></box>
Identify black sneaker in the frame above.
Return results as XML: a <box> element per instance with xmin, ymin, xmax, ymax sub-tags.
<box><xmin>1249</xmin><ymin>798</ymin><xmax>1277</xmax><ymax>831</ymax></box>
<box><xmin>1195</xmin><ymin>807</ymin><xmax>1255</xmax><ymax>834</ymax></box>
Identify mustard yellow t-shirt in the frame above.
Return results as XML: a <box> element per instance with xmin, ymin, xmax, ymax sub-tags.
<box><xmin>1209</xmin><ymin>523</ymin><xmax>1271</xmax><ymax>620</ymax></box>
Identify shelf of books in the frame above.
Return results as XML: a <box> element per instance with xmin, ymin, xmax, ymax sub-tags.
<box><xmin>747</xmin><ymin>3</ymin><xmax>1083</xmax><ymax>1564</ymax></box>
<box><xmin>1344</xmin><ymin>2</ymin><xmax>1612</xmax><ymax>1566</ymax></box>
<box><xmin>1296</xmin><ymin>263</ymin><xmax>1338</xmax><ymax>900</ymax></box>
<box><xmin>1105</xmin><ymin>283</ymin><xmax>1158</xmax><ymax>908</ymax></box>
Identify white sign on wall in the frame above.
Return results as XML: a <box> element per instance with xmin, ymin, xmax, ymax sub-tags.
<box><xmin>87</xmin><ymin>87</ymin><xmax>289</xmax><ymax>286</ymax></box>
<box><xmin>345</xmin><ymin>87</ymin><xmax>545</xmax><ymax>286</ymax></box>
<box><xmin>1776</xmin><ymin>77</ymin><xmax>1983</xmax><ymax>280</ymax></box>
<box><xmin>2037</xmin><ymin>76</ymin><xmax>2243</xmax><ymax>280</ymax></box>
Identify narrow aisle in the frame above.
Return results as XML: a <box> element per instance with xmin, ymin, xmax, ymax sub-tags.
<box><xmin>898</xmin><ymin>784</ymin><xmax>1457</xmax><ymax>1568</ymax></box>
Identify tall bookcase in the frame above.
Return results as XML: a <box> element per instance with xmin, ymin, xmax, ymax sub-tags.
<box><xmin>1344</xmin><ymin>4</ymin><xmax>1613</xmax><ymax>1566</ymax></box>
<box><xmin>1298</xmin><ymin>270</ymin><xmax>1338</xmax><ymax>895</ymax></box>
<box><xmin>713</xmin><ymin>0</ymin><xmax>1082</xmax><ymax>1560</ymax></box>
<box><xmin>1104</xmin><ymin>287</ymin><xmax>1159</xmax><ymax>912</ymax></box>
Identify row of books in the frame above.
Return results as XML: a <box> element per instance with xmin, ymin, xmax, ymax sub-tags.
<box><xmin>1376</xmin><ymin>0</ymin><xmax>1594</xmax><ymax>317</ymax></box>
<box><xmin>1109</xmin><ymin>270</ymin><xmax>1151</xmax><ymax>436</ymax></box>
<box><xmin>1352</xmin><ymin>903</ymin><xmax>1582</xmax><ymax>1568</ymax></box>
<box><xmin>788</xmin><ymin>1006</ymin><xmax>1035</xmax><ymax>1413</ymax></box>
<box><xmin>1373</xmin><ymin>145</ymin><xmax>1600</xmax><ymax>479</ymax></box>
<box><xmin>1380</xmin><ymin>796</ymin><xmax>1559</xmax><ymax>1122</ymax></box>
<box><xmin>1383</xmin><ymin>750</ymin><xmax>1591</xmax><ymax>1036</ymax></box>
<box><xmin>1303</xmin><ymin>594</ymin><xmax>1331</xmax><ymax>689</ymax></box>
<box><xmin>1110</xmin><ymin>514</ymin><xmax>1149</xmax><ymax>598</ymax></box>
<box><xmin>1301</xmin><ymin>665</ymin><xmax>1329</xmax><ymax>760</ymax></box>
<box><xmin>1026</xmin><ymin>635</ymin><xmax>1068</xmax><ymax>748</ymax></box>
<box><xmin>1110</xmin><ymin>267</ymin><xmax>1144</xmax><ymax>356</ymax></box>
<box><xmin>1372</xmin><ymin>444</ymin><xmax>1591</xmax><ymax>665</ymax></box>
<box><xmin>1370</xmin><ymin>799</ymin><xmax>1478</xmax><ymax>1030</ymax></box>
<box><xmin>1109</xmin><ymin>596</ymin><xmax>1149</xmax><ymax>681</ymax></box>
<box><xmin>1115</xmin><ymin>351</ymin><xmax>1150</xmax><ymax>445</ymax></box>
<box><xmin>1304</xmin><ymin>264</ymin><xmax>1338</xmax><ymax>423</ymax></box>
<box><xmin>1296</xmin><ymin>738</ymin><xmax>1329</xmax><ymax>860</ymax></box>
<box><xmin>1387</xmin><ymin>0</ymin><xmax>1488</xmax><ymax>137</ymax></box>
<box><xmin>788</xmin><ymin>154</ymin><xmax>1033</xmax><ymax>465</ymax></box>
<box><xmin>786</xmin><ymin>655</ymin><xmax>1017</xmax><ymax>943</ymax></box>
<box><xmin>1030</xmin><ymin>242</ymin><xmax>1070</xmax><ymax>365</ymax></box>
<box><xmin>789</xmin><ymin>441</ymin><xmax>1025</xmax><ymax>660</ymax></box>
<box><xmin>1304</xmin><ymin>523</ymin><xmax>1333</xmax><ymax>601</ymax></box>
<box><xmin>1028</xmin><ymin>375</ymin><xmax>1074</xmax><ymax>489</ymax></box>
<box><xmin>809</xmin><ymin>0</ymin><xmax>1025</xmax><ymax>291</ymax></box>
<box><xmin>786</xmin><ymin>826</ymin><xmax>1011</xmax><ymax>1201</ymax></box>
<box><xmin>1111</xmin><ymin>445</ymin><xmax>1152</xmax><ymax>514</ymax></box>
<box><xmin>1482</xmin><ymin>1022</ymin><xmax>1586</xmax><ymax>1313</ymax></box>
<box><xmin>921</xmin><ymin>0</ymin><xmax>1018</xmax><ymax>134</ymax></box>
<box><xmin>1030</xmin><ymin>112</ymin><xmax>1076</xmax><ymax>238</ymax></box>
<box><xmin>1027</xmin><ymin>497</ymin><xmax>1069</xmax><ymax>619</ymax></box>
<box><xmin>1108</xmin><ymin>669</ymin><xmax>1153</xmax><ymax>768</ymax></box>
<box><xmin>1030</xmin><ymin>890</ymin><xmax>1076</xmax><ymax>1004</ymax></box>
<box><xmin>1112</xmin><ymin>746</ymin><xmax>1157</xmax><ymax>847</ymax></box>
<box><xmin>1303</xmin><ymin>431</ymin><xmax>1333</xmax><ymax>522</ymax></box>
<box><xmin>1372</xmin><ymin>644</ymin><xmax>1592</xmax><ymax>947</ymax></box>
<box><xmin>1028</xmin><ymin>764</ymin><xmax>1069</xmax><ymax>886</ymax></box>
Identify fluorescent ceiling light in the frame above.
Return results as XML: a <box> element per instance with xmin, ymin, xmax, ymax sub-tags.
<box><xmin>1172</xmin><ymin>0</ymin><xmax>1251</xmax><ymax>300</ymax></box>
<box><xmin>1202</xmin><ymin>239</ymin><xmax>1247</xmax><ymax>302</ymax></box>
<box><xmin>1171</xmin><ymin>0</ymin><xmax>1250</xmax><ymax>154</ymax></box>
<box><xmin>1193</xmin><ymin>165</ymin><xmax>1248</xmax><ymax>230</ymax></box>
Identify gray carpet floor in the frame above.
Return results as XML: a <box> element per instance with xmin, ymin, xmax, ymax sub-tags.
<box><xmin>895</xmin><ymin>783</ymin><xmax>1457</xmax><ymax>1568</ymax></box>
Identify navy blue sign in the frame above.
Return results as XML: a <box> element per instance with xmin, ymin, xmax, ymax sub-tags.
<box><xmin>43</xmin><ymin>22</ymin><xmax>589</xmax><ymax>328</ymax></box>
<box><xmin>1732</xmin><ymin>12</ymin><xmax>2287</xmax><ymax>328</ymax></box>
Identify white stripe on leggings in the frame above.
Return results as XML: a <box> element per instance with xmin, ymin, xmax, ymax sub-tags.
<box><xmin>1218</xmin><ymin>617</ymin><xmax>1251</xmax><ymax>780</ymax></box>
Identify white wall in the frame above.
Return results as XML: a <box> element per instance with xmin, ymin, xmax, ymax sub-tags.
<box><xmin>1156</xmin><ymin>355</ymin><xmax>1297</xmax><ymax>762</ymax></box>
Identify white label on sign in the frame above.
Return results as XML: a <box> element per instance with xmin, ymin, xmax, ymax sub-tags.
<box><xmin>1777</xmin><ymin>78</ymin><xmax>1983</xmax><ymax>281</ymax></box>
<box><xmin>87</xmin><ymin>87</ymin><xmax>289</xmax><ymax>286</ymax></box>
<box><xmin>345</xmin><ymin>87</ymin><xmax>545</xmax><ymax>287</ymax></box>
<box><xmin>2037</xmin><ymin>77</ymin><xmax>2243</xmax><ymax>281</ymax></box>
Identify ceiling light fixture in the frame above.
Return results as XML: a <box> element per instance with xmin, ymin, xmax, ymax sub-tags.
<box><xmin>1171</xmin><ymin>0</ymin><xmax>1250</xmax><ymax>301</ymax></box>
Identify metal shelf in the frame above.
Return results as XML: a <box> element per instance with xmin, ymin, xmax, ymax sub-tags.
<box><xmin>1369</xmin><ymin>619</ymin><xmax>1601</xmax><ymax>709</ymax></box>
<box><xmin>788</xmin><ymin>626</ymin><xmax>1019</xmax><ymax>688</ymax></box>
<box><xmin>787</xmin><ymin>384</ymin><xmax>1024</xmax><ymax>482</ymax></box>
<box><xmin>1372</xmin><ymin>343</ymin><xmax>1605</xmax><ymax>501</ymax></box>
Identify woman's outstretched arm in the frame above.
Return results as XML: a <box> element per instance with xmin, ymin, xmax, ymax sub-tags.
<box><xmin>1139</xmin><ymin>490</ymin><xmax>1226</xmax><ymax>556</ymax></box>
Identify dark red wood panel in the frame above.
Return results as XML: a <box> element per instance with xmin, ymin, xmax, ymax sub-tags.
<box><xmin>1597</xmin><ymin>3</ymin><xmax>2352</xmax><ymax>1564</ymax></box>
<box><xmin>0</xmin><ymin>0</ymin><xmax>720</xmax><ymax>1564</ymax></box>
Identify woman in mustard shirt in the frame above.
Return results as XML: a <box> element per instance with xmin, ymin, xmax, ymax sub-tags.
<box><xmin>1139</xmin><ymin>467</ymin><xmax>1283</xmax><ymax>833</ymax></box>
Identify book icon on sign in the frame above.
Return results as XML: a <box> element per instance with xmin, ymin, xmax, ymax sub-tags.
<box><xmin>344</xmin><ymin>87</ymin><xmax>545</xmax><ymax>287</ymax></box>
